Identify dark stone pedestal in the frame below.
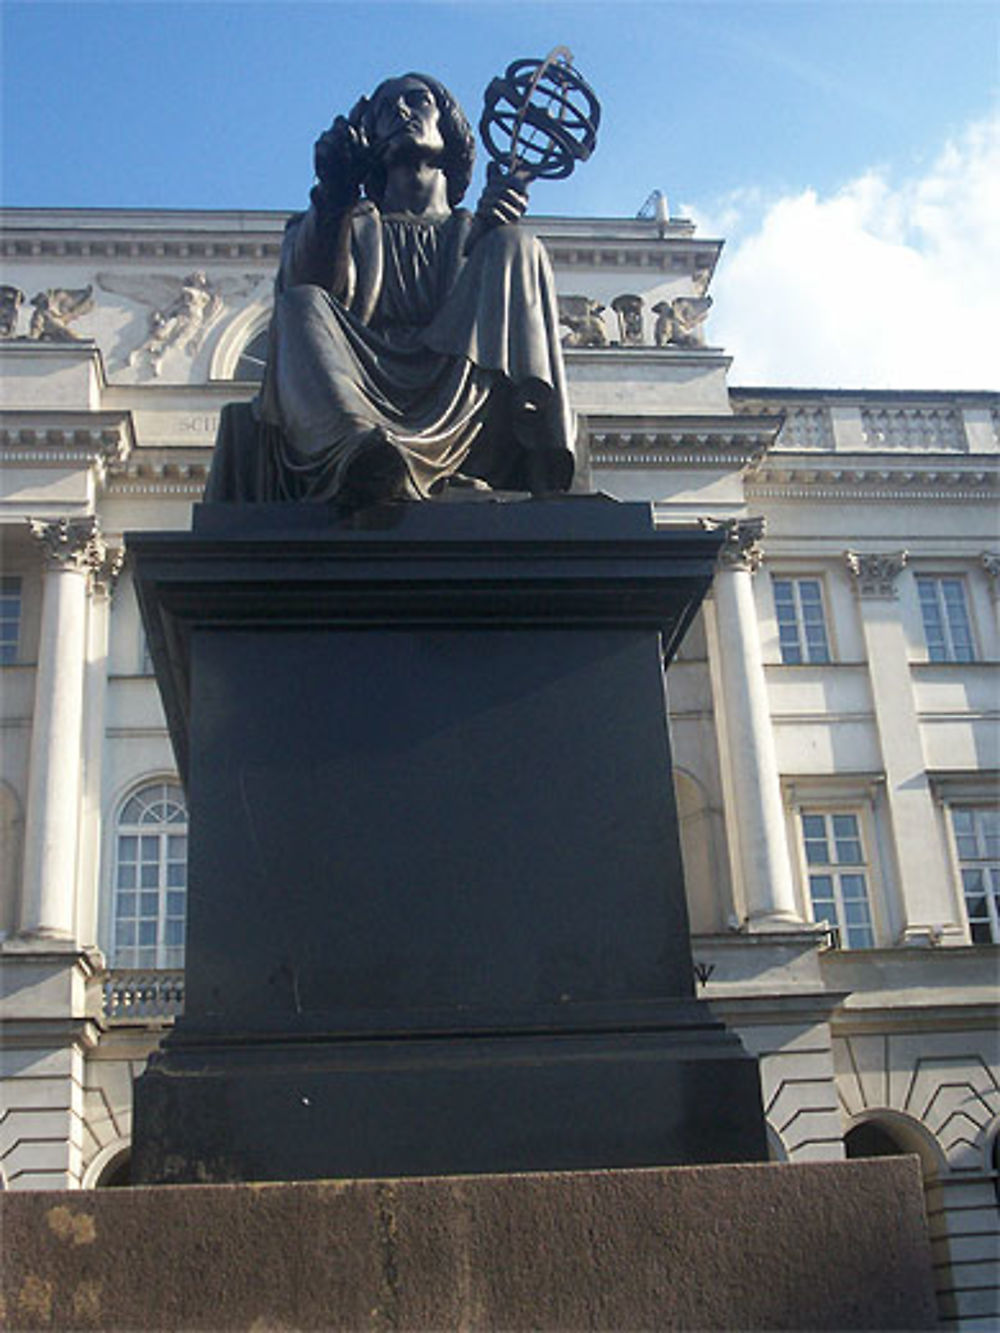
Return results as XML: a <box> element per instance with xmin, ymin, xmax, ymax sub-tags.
<box><xmin>128</xmin><ymin>498</ymin><xmax>767</xmax><ymax>1183</ymax></box>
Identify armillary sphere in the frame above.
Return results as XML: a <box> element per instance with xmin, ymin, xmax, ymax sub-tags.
<box><xmin>479</xmin><ymin>47</ymin><xmax>601</xmax><ymax>183</ymax></box>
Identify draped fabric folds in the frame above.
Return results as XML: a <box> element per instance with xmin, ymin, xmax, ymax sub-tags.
<box><xmin>206</xmin><ymin>202</ymin><xmax>575</xmax><ymax>503</ymax></box>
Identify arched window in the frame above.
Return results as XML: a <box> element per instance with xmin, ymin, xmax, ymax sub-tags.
<box><xmin>233</xmin><ymin>327</ymin><xmax>268</xmax><ymax>382</ymax></box>
<box><xmin>112</xmin><ymin>782</ymin><xmax>187</xmax><ymax>969</ymax></box>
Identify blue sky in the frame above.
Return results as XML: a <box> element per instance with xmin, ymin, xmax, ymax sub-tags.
<box><xmin>2</xmin><ymin>1</ymin><xmax>998</xmax><ymax>388</ymax></box>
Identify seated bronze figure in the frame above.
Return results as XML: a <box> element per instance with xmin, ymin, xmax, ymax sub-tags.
<box><xmin>206</xmin><ymin>73</ymin><xmax>575</xmax><ymax>509</ymax></box>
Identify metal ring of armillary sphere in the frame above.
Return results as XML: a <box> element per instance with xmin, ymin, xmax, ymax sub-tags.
<box><xmin>479</xmin><ymin>47</ymin><xmax>601</xmax><ymax>183</ymax></box>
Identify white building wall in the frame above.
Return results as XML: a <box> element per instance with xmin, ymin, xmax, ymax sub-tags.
<box><xmin>0</xmin><ymin>207</ymin><xmax>996</xmax><ymax>1327</ymax></box>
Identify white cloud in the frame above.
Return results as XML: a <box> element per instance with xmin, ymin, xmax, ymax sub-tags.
<box><xmin>688</xmin><ymin>117</ymin><xmax>1000</xmax><ymax>389</ymax></box>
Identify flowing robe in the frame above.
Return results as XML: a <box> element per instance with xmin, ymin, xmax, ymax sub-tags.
<box><xmin>206</xmin><ymin>200</ymin><xmax>575</xmax><ymax>502</ymax></box>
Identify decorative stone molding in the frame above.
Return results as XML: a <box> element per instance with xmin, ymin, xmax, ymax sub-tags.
<box><xmin>28</xmin><ymin>286</ymin><xmax>94</xmax><ymax>341</ymax></box>
<box><xmin>96</xmin><ymin>271</ymin><xmax>264</xmax><ymax>376</ymax></box>
<box><xmin>747</xmin><ymin>462</ymin><xmax>997</xmax><ymax>502</ymax></box>
<box><xmin>28</xmin><ymin>516</ymin><xmax>108</xmax><ymax>582</ymax></box>
<box><xmin>981</xmin><ymin>552</ymin><xmax>1000</xmax><ymax>591</ymax></box>
<box><xmin>0</xmin><ymin>285</ymin><xmax>25</xmax><ymax>337</ymax></box>
<box><xmin>91</xmin><ymin>545</ymin><xmax>126</xmax><ymax>597</ymax></box>
<box><xmin>1</xmin><ymin>414</ymin><xmax>133</xmax><ymax>471</ymax></box>
<box><xmin>861</xmin><ymin>404</ymin><xmax>965</xmax><ymax>451</ymax></box>
<box><xmin>704</xmin><ymin>516</ymin><xmax>766</xmax><ymax>572</ymax></box>
<box><xmin>844</xmin><ymin>550</ymin><xmax>909</xmax><ymax>599</ymax></box>
<box><xmin>589</xmin><ymin>416</ymin><xmax>780</xmax><ymax>469</ymax></box>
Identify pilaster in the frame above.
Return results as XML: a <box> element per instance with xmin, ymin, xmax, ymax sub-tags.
<box><xmin>844</xmin><ymin>551</ymin><xmax>960</xmax><ymax>944</ymax></box>
<box><xmin>707</xmin><ymin>517</ymin><xmax>800</xmax><ymax>928</ymax></box>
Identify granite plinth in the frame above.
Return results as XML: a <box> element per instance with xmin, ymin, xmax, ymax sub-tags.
<box><xmin>0</xmin><ymin>1160</ymin><xmax>939</xmax><ymax>1331</ymax></box>
<box><xmin>128</xmin><ymin>498</ymin><xmax>767</xmax><ymax>1182</ymax></box>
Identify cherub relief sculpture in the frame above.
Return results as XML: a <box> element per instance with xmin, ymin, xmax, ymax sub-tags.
<box><xmin>610</xmin><ymin>293</ymin><xmax>644</xmax><ymax>346</ymax></box>
<box><xmin>651</xmin><ymin>296</ymin><xmax>712</xmax><ymax>348</ymax></box>
<box><xmin>557</xmin><ymin>294</ymin><xmax>608</xmax><ymax>347</ymax></box>
<box><xmin>28</xmin><ymin>286</ymin><xmax>94</xmax><ymax>341</ymax></box>
<box><xmin>96</xmin><ymin>270</ymin><xmax>261</xmax><ymax>376</ymax></box>
<box><xmin>205</xmin><ymin>71</ymin><xmax>575</xmax><ymax>506</ymax></box>
<box><xmin>0</xmin><ymin>286</ymin><xmax>24</xmax><ymax>338</ymax></box>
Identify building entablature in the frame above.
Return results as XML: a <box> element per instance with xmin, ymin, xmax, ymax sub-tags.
<box><xmin>747</xmin><ymin>452</ymin><xmax>999</xmax><ymax>504</ymax></box>
<box><xmin>588</xmin><ymin>412</ymin><xmax>781</xmax><ymax>469</ymax></box>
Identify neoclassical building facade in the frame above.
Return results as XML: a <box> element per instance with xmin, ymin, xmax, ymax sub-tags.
<box><xmin>0</xmin><ymin>206</ymin><xmax>997</xmax><ymax>1328</ymax></box>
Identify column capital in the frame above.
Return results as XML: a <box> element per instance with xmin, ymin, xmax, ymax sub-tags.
<box><xmin>28</xmin><ymin>516</ymin><xmax>108</xmax><ymax>582</ymax></box>
<box><xmin>844</xmin><ymin>549</ymin><xmax>908</xmax><ymax>599</ymax></box>
<box><xmin>703</xmin><ymin>516</ymin><xmax>766</xmax><ymax>573</ymax></box>
<box><xmin>981</xmin><ymin>551</ymin><xmax>1000</xmax><ymax>589</ymax></box>
<box><xmin>92</xmin><ymin>545</ymin><xmax>125</xmax><ymax>598</ymax></box>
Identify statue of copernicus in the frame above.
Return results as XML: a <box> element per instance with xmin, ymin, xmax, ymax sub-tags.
<box><xmin>205</xmin><ymin>72</ymin><xmax>575</xmax><ymax>509</ymax></box>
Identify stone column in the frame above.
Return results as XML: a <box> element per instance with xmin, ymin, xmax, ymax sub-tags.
<box><xmin>844</xmin><ymin>551</ymin><xmax>958</xmax><ymax>943</ymax></box>
<box><xmin>19</xmin><ymin>517</ymin><xmax>107</xmax><ymax>942</ymax></box>
<box><xmin>77</xmin><ymin>546</ymin><xmax>124</xmax><ymax>950</ymax></box>
<box><xmin>710</xmin><ymin>518</ymin><xmax>800</xmax><ymax>927</ymax></box>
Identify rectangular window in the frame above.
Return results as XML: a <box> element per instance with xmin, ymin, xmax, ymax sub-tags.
<box><xmin>917</xmin><ymin>576</ymin><xmax>974</xmax><ymax>662</ymax></box>
<box><xmin>0</xmin><ymin>576</ymin><xmax>22</xmax><ymax>665</ymax></box>
<box><xmin>800</xmin><ymin>811</ymin><xmax>875</xmax><ymax>947</ymax></box>
<box><xmin>773</xmin><ymin>577</ymin><xmax>831</xmax><ymax>664</ymax></box>
<box><xmin>951</xmin><ymin>807</ymin><xmax>1000</xmax><ymax>943</ymax></box>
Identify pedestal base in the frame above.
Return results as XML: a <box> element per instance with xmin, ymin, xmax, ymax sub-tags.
<box><xmin>1</xmin><ymin>1161</ymin><xmax>938</xmax><ymax>1331</ymax></box>
<box><xmin>134</xmin><ymin>1016</ymin><xmax>764</xmax><ymax>1184</ymax></box>
<box><xmin>129</xmin><ymin>500</ymin><xmax>766</xmax><ymax>1182</ymax></box>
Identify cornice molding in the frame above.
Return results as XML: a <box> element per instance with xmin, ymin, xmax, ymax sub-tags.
<box><xmin>588</xmin><ymin>414</ymin><xmax>781</xmax><ymax>469</ymax></box>
<box><xmin>748</xmin><ymin>459</ymin><xmax>998</xmax><ymax>502</ymax></box>
<box><xmin>0</xmin><ymin>410</ymin><xmax>134</xmax><ymax>470</ymax></box>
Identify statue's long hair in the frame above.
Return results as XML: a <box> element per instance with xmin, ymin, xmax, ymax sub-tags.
<box><xmin>354</xmin><ymin>73</ymin><xmax>475</xmax><ymax>209</ymax></box>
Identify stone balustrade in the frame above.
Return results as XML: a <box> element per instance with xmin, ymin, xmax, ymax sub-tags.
<box><xmin>731</xmin><ymin>391</ymin><xmax>999</xmax><ymax>454</ymax></box>
<box><xmin>103</xmin><ymin>969</ymin><xmax>184</xmax><ymax>1021</ymax></box>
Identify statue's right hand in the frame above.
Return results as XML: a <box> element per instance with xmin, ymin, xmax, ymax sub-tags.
<box><xmin>313</xmin><ymin>116</ymin><xmax>370</xmax><ymax>209</ymax></box>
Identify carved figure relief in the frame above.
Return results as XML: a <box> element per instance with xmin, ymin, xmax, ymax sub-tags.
<box><xmin>0</xmin><ymin>286</ymin><xmax>24</xmax><ymax>338</ymax></box>
<box><xmin>28</xmin><ymin>286</ymin><xmax>94</xmax><ymax>341</ymax></box>
<box><xmin>651</xmin><ymin>296</ymin><xmax>712</xmax><ymax>348</ymax></box>
<box><xmin>610</xmin><ymin>294</ymin><xmax>644</xmax><ymax>346</ymax></box>
<box><xmin>96</xmin><ymin>271</ymin><xmax>262</xmax><ymax>376</ymax></box>
<box><xmin>557</xmin><ymin>294</ymin><xmax>607</xmax><ymax>347</ymax></box>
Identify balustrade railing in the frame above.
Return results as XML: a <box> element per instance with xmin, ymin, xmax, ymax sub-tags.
<box><xmin>860</xmin><ymin>405</ymin><xmax>965</xmax><ymax>451</ymax></box>
<box><xmin>733</xmin><ymin>394</ymin><xmax>975</xmax><ymax>453</ymax></box>
<box><xmin>103</xmin><ymin>969</ymin><xmax>184</xmax><ymax>1021</ymax></box>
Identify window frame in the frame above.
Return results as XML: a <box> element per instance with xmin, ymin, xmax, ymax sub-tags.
<box><xmin>770</xmin><ymin>574</ymin><xmax>833</xmax><ymax>665</ymax></box>
<box><xmin>945</xmin><ymin>803</ymin><xmax>1000</xmax><ymax>944</ymax></box>
<box><xmin>797</xmin><ymin>808</ymin><xmax>877</xmax><ymax>948</ymax></box>
<box><xmin>784</xmin><ymin>778</ymin><xmax>888</xmax><ymax>948</ymax></box>
<box><xmin>915</xmin><ymin>574</ymin><xmax>976</xmax><ymax>663</ymax></box>
<box><xmin>0</xmin><ymin>574</ymin><xmax>22</xmax><ymax>665</ymax></box>
<box><xmin>110</xmin><ymin>780</ymin><xmax>188</xmax><ymax>971</ymax></box>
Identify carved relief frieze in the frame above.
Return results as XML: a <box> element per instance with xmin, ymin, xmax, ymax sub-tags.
<box><xmin>610</xmin><ymin>293</ymin><xmax>644</xmax><ymax>346</ymax></box>
<box><xmin>558</xmin><ymin>290</ymin><xmax>713</xmax><ymax>350</ymax></box>
<box><xmin>557</xmin><ymin>294</ymin><xmax>608</xmax><ymax>347</ymax></box>
<box><xmin>28</xmin><ymin>286</ymin><xmax>94</xmax><ymax>341</ymax></box>
<box><xmin>652</xmin><ymin>295</ymin><xmax>712</xmax><ymax>348</ymax></box>
<box><xmin>0</xmin><ymin>286</ymin><xmax>25</xmax><ymax>337</ymax></box>
<box><xmin>844</xmin><ymin>550</ymin><xmax>909</xmax><ymax>598</ymax></box>
<box><xmin>95</xmin><ymin>271</ymin><xmax>265</xmax><ymax>376</ymax></box>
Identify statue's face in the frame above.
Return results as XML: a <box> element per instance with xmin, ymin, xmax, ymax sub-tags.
<box><xmin>370</xmin><ymin>77</ymin><xmax>444</xmax><ymax>162</ymax></box>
